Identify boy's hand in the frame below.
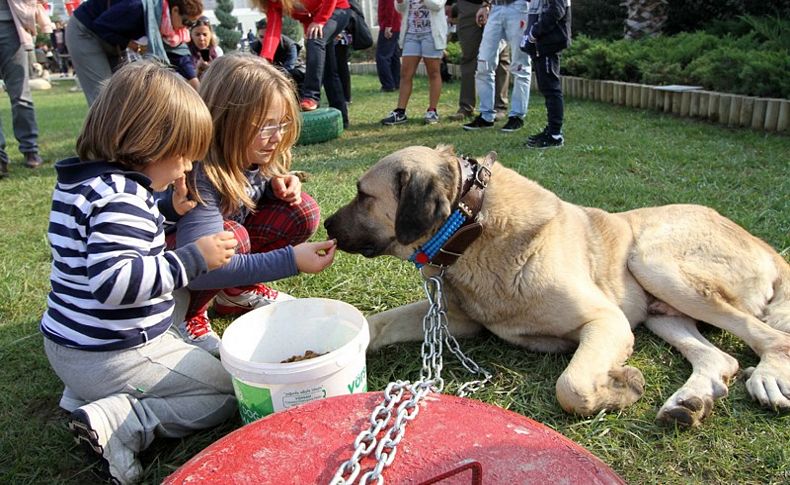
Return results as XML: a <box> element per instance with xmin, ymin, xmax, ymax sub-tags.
<box><xmin>172</xmin><ymin>176</ymin><xmax>197</xmax><ymax>215</ymax></box>
<box><xmin>293</xmin><ymin>239</ymin><xmax>337</xmax><ymax>273</ymax></box>
<box><xmin>195</xmin><ymin>231</ymin><xmax>237</xmax><ymax>270</ymax></box>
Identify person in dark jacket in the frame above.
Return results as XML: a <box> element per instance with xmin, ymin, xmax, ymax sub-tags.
<box><xmin>521</xmin><ymin>0</ymin><xmax>571</xmax><ymax>148</ymax></box>
<box><xmin>250</xmin><ymin>18</ymin><xmax>305</xmax><ymax>89</ymax></box>
<box><xmin>65</xmin><ymin>0</ymin><xmax>203</xmax><ymax>105</ymax></box>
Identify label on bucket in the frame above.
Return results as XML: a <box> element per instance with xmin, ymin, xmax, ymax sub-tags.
<box><xmin>232</xmin><ymin>365</ymin><xmax>368</xmax><ymax>424</ymax></box>
<box><xmin>233</xmin><ymin>379</ymin><xmax>275</xmax><ymax>424</ymax></box>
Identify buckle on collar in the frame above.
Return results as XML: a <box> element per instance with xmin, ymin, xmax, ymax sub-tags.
<box><xmin>475</xmin><ymin>165</ymin><xmax>491</xmax><ymax>188</ymax></box>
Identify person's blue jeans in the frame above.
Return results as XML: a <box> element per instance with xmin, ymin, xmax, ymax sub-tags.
<box><xmin>375</xmin><ymin>30</ymin><xmax>400</xmax><ymax>91</ymax></box>
<box><xmin>475</xmin><ymin>0</ymin><xmax>531</xmax><ymax>122</ymax></box>
<box><xmin>302</xmin><ymin>8</ymin><xmax>350</xmax><ymax>124</ymax></box>
<box><xmin>0</xmin><ymin>20</ymin><xmax>39</xmax><ymax>161</ymax></box>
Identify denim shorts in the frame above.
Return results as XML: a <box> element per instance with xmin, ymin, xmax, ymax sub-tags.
<box><xmin>401</xmin><ymin>32</ymin><xmax>443</xmax><ymax>59</ymax></box>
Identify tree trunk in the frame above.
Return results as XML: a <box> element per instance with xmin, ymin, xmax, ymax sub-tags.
<box><xmin>622</xmin><ymin>0</ymin><xmax>667</xmax><ymax>40</ymax></box>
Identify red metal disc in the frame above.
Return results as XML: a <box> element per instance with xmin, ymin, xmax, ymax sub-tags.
<box><xmin>164</xmin><ymin>392</ymin><xmax>625</xmax><ymax>484</ymax></box>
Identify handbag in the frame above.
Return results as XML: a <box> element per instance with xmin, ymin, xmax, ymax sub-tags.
<box><xmin>347</xmin><ymin>0</ymin><xmax>373</xmax><ymax>50</ymax></box>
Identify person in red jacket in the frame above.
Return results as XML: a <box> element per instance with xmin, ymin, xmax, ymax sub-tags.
<box><xmin>375</xmin><ymin>0</ymin><xmax>401</xmax><ymax>92</ymax></box>
<box><xmin>252</xmin><ymin>0</ymin><xmax>351</xmax><ymax>128</ymax></box>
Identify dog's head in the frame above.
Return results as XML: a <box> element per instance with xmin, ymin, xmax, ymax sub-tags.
<box><xmin>325</xmin><ymin>145</ymin><xmax>496</xmax><ymax>259</ymax></box>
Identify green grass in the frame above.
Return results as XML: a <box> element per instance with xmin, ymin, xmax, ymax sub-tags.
<box><xmin>1</xmin><ymin>75</ymin><xmax>788</xmax><ymax>484</ymax></box>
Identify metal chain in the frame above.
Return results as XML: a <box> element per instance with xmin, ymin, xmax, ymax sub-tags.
<box><xmin>330</xmin><ymin>269</ymin><xmax>492</xmax><ymax>484</ymax></box>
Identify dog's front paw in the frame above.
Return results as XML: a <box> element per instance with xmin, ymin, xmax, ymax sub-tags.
<box><xmin>608</xmin><ymin>365</ymin><xmax>646</xmax><ymax>408</ymax></box>
<box><xmin>557</xmin><ymin>365</ymin><xmax>645</xmax><ymax>416</ymax></box>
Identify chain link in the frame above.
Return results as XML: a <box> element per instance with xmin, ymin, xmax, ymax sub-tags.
<box><xmin>330</xmin><ymin>270</ymin><xmax>492</xmax><ymax>484</ymax></box>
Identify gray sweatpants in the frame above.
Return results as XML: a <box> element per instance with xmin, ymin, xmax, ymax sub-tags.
<box><xmin>44</xmin><ymin>329</ymin><xmax>236</xmax><ymax>454</ymax></box>
<box><xmin>64</xmin><ymin>16</ymin><xmax>123</xmax><ymax>106</ymax></box>
<box><xmin>0</xmin><ymin>19</ymin><xmax>39</xmax><ymax>160</ymax></box>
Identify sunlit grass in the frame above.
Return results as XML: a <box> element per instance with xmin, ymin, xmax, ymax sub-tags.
<box><xmin>1</xmin><ymin>74</ymin><xmax>788</xmax><ymax>484</ymax></box>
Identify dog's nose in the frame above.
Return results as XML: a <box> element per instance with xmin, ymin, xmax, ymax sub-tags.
<box><xmin>323</xmin><ymin>214</ymin><xmax>336</xmax><ymax>238</ymax></box>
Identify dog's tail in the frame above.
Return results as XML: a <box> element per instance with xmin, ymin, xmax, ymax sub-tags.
<box><xmin>764</xmin><ymin>252</ymin><xmax>790</xmax><ymax>334</ymax></box>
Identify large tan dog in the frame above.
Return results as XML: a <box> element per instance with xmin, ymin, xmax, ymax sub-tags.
<box><xmin>324</xmin><ymin>145</ymin><xmax>790</xmax><ymax>427</ymax></box>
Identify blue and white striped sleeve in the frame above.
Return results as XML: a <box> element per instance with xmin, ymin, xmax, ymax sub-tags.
<box><xmin>85</xmin><ymin>190</ymin><xmax>192</xmax><ymax>305</ymax></box>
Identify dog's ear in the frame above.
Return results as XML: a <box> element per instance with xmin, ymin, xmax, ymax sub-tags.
<box><xmin>395</xmin><ymin>167</ymin><xmax>451</xmax><ymax>245</ymax></box>
<box><xmin>484</xmin><ymin>151</ymin><xmax>497</xmax><ymax>165</ymax></box>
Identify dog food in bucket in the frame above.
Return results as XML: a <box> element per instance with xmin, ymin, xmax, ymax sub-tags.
<box><xmin>281</xmin><ymin>350</ymin><xmax>327</xmax><ymax>363</ymax></box>
<box><xmin>220</xmin><ymin>298</ymin><xmax>370</xmax><ymax>424</ymax></box>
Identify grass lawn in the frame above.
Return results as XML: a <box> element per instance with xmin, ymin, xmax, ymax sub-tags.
<box><xmin>0</xmin><ymin>74</ymin><xmax>788</xmax><ymax>484</ymax></box>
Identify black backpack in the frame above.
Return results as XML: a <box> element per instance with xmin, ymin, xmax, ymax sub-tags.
<box><xmin>347</xmin><ymin>0</ymin><xmax>373</xmax><ymax>50</ymax></box>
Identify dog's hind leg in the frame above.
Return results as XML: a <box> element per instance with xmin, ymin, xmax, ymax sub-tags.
<box><xmin>644</xmin><ymin>315</ymin><xmax>739</xmax><ymax>427</ymax></box>
<box><xmin>630</xmin><ymin>257</ymin><xmax>790</xmax><ymax>412</ymax></box>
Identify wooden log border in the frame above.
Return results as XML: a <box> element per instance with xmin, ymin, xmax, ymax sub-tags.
<box><xmin>347</xmin><ymin>64</ymin><xmax>787</xmax><ymax>133</ymax></box>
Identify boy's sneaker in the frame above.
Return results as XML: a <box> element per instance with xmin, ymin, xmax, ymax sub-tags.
<box><xmin>500</xmin><ymin>116</ymin><xmax>524</xmax><ymax>132</ymax></box>
<box><xmin>381</xmin><ymin>110</ymin><xmax>407</xmax><ymax>125</ymax></box>
<box><xmin>527</xmin><ymin>132</ymin><xmax>564</xmax><ymax>148</ymax></box>
<box><xmin>69</xmin><ymin>404</ymin><xmax>143</xmax><ymax>485</ymax></box>
<box><xmin>424</xmin><ymin>109</ymin><xmax>440</xmax><ymax>124</ymax></box>
<box><xmin>527</xmin><ymin>127</ymin><xmax>550</xmax><ymax>143</ymax></box>
<box><xmin>178</xmin><ymin>311</ymin><xmax>221</xmax><ymax>356</ymax></box>
<box><xmin>214</xmin><ymin>284</ymin><xmax>295</xmax><ymax>316</ymax></box>
<box><xmin>463</xmin><ymin>115</ymin><xmax>494</xmax><ymax>131</ymax></box>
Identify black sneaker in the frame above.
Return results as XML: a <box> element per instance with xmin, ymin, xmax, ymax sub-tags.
<box><xmin>463</xmin><ymin>115</ymin><xmax>494</xmax><ymax>131</ymax></box>
<box><xmin>527</xmin><ymin>132</ymin><xmax>564</xmax><ymax>148</ymax></box>
<box><xmin>381</xmin><ymin>110</ymin><xmax>407</xmax><ymax>126</ymax></box>
<box><xmin>527</xmin><ymin>127</ymin><xmax>549</xmax><ymax>143</ymax></box>
<box><xmin>500</xmin><ymin>116</ymin><xmax>523</xmax><ymax>132</ymax></box>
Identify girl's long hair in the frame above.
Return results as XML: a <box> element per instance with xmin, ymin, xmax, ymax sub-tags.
<box><xmin>195</xmin><ymin>54</ymin><xmax>300</xmax><ymax>217</ymax></box>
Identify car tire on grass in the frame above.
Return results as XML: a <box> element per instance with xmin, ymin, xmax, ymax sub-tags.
<box><xmin>297</xmin><ymin>108</ymin><xmax>344</xmax><ymax>146</ymax></box>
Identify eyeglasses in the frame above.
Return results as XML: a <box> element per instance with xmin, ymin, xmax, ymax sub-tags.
<box><xmin>181</xmin><ymin>16</ymin><xmax>197</xmax><ymax>28</ymax></box>
<box><xmin>257</xmin><ymin>121</ymin><xmax>291</xmax><ymax>140</ymax></box>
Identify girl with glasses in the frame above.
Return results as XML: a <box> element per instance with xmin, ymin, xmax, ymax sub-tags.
<box><xmin>168</xmin><ymin>54</ymin><xmax>337</xmax><ymax>355</ymax></box>
<box><xmin>66</xmin><ymin>0</ymin><xmax>204</xmax><ymax>105</ymax></box>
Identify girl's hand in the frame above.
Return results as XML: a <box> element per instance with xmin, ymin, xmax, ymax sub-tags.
<box><xmin>293</xmin><ymin>239</ymin><xmax>337</xmax><ymax>273</ymax></box>
<box><xmin>306</xmin><ymin>22</ymin><xmax>323</xmax><ymax>39</ymax></box>
<box><xmin>270</xmin><ymin>174</ymin><xmax>302</xmax><ymax>206</ymax></box>
<box><xmin>195</xmin><ymin>231</ymin><xmax>237</xmax><ymax>270</ymax></box>
<box><xmin>172</xmin><ymin>176</ymin><xmax>197</xmax><ymax>216</ymax></box>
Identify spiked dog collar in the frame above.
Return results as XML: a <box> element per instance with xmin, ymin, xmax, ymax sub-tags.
<box><xmin>409</xmin><ymin>155</ymin><xmax>492</xmax><ymax>268</ymax></box>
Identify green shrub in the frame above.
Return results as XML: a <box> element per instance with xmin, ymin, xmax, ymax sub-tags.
<box><xmin>572</xmin><ymin>0</ymin><xmax>625</xmax><ymax>40</ymax></box>
<box><xmin>445</xmin><ymin>41</ymin><xmax>462</xmax><ymax>65</ymax></box>
<box><xmin>562</xmin><ymin>24</ymin><xmax>789</xmax><ymax>98</ymax></box>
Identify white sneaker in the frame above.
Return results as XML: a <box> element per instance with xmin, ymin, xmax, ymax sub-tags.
<box><xmin>213</xmin><ymin>284</ymin><xmax>294</xmax><ymax>316</ymax></box>
<box><xmin>424</xmin><ymin>109</ymin><xmax>440</xmax><ymax>124</ymax></box>
<box><xmin>69</xmin><ymin>403</ymin><xmax>143</xmax><ymax>485</ymax></box>
<box><xmin>177</xmin><ymin>310</ymin><xmax>221</xmax><ymax>356</ymax></box>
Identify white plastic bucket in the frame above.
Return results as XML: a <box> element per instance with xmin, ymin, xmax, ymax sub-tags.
<box><xmin>219</xmin><ymin>298</ymin><xmax>370</xmax><ymax>424</ymax></box>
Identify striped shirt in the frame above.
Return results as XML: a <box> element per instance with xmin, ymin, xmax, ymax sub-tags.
<box><xmin>40</xmin><ymin>158</ymin><xmax>207</xmax><ymax>351</ymax></box>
